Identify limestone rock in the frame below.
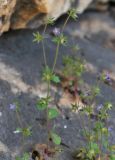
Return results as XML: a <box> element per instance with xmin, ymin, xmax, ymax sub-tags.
<box><xmin>0</xmin><ymin>0</ymin><xmax>115</xmax><ymax>34</ymax></box>
<box><xmin>77</xmin><ymin>0</ymin><xmax>93</xmax><ymax>13</ymax></box>
<box><xmin>10</xmin><ymin>0</ymin><xmax>71</xmax><ymax>29</ymax></box>
<box><xmin>0</xmin><ymin>0</ymin><xmax>94</xmax><ymax>34</ymax></box>
<box><xmin>0</xmin><ymin>0</ymin><xmax>72</xmax><ymax>34</ymax></box>
<box><xmin>0</xmin><ymin>0</ymin><xmax>16</xmax><ymax>34</ymax></box>
<box><xmin>0</xmin><ymin>141</ymin><xmax>13</xmax><ymax>160</ymax></box>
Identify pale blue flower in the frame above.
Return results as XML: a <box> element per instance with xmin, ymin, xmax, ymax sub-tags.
<box><xmin>108</xmin><ymin>126</ymin><xmax>113</xmax><ymax>132</ymax></box>
<box><xmin>52</xmin><ymin>27</ymin><xmax>61</xmax><ymax>36</ymax></box>
<box><xmin>97</xmin><ymin>104</ymin><xmax>103</xmax><ymax>111</ymax></box>
<box><xmin>105</xmin><ymin>73</ymin><xmax>111</xmax><ymax>82</ymax></box>
<box><xmin>9</xmin><ymin>103</ymin><xmax>16</xmax><ymax>110</ymax></box>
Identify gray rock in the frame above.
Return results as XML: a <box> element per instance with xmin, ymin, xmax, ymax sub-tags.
<box><xmin>0</xmin><ymin>141</ymin><xmax>13</xmax><ymax>160</ymax></box>
<box><xmin>1</xmin><ymin>0</ymin><xmax>115</xmax><ymax>34</ymax></box>
<box><xmin>0</xmin><ymin>10</ymin><xmax>115</xmax><ymax>159</ymax></box>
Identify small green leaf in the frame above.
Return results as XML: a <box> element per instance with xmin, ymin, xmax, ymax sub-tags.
<box><xmin>15</xmin><ymin>157</ymin><xmax>20</xmax><ymax>160</ymax></box>
<box><xmin>110</xmin><ymin>154</ymin><xmax>115</xmax><ymax>160</ymax></box>
<box><xmin>52</xmin><ymin>34</ymin><xmax>67</xmax><ymax>45</ymax></box>
<box><xmin>22</xmin><ymin>153</ymin><xmax>30</xmax><ymax>160</ymax></box>
<box><xmin>103</xmin><ymin>141</ymin><xmax>108</xmax><ymax>149</ymax></box>
<box><xmin>51</xmin><ymin>132</ymin><xmax>61</xmax><ymax>145</ymax></box>
<box><xmin>87</xmin><ymin>149</ymin><xmax>95</xmax><ymax>159</ymax></box>
<box><xmin>13</xmin><ymin>127</ymin><xmax>22</xmax><ymax>134</ymax></box>
<box><xmin>90</xmin><ymin>142</ymin><xmax>100</xmax><ymax>154</ymax></box>
<box><xmin>36</xmin><ymin>97</ymin><xmax>48</xmax><ymax>110</ymax></box>
<box><xmin>48</xmin><ymin>108</ymin><xmax>59</xmax><ymax>119</ymax></box>
<box><xmin>105</xmin><ymin>102</ymin><xmax>112</xmax><ymax>110</ymax></box>
<box><xmin>68</xmin><ymin>8</ymin><xmax>78</xmax><ymax>20</ymax></box>
<box><xmin>51</xmin><ymin>75</ymin><xmax>60</xmax><ymax>83</ymax></box>
<box><xmin>102</xmin><ymin>127</ymin><xmax>108</xmax><ymax>134</ymax></box>
<box><xmin>109</xmin><ymin>145</ymin><xmax>115</xmax><ymax>152</ymax></box>
<box><xmin>46</xmin><ymin>17</ymin><xmax>55</xmax><ymax>25</ymax></box>
<box><xmin>16</xmin><ymin>152</ymin><xmax>30</xmax><ymax>160</ymax></box>
<box><xmin>42</xmin><ymin>66</ymin><xmax>53</xmax><ymax>82</ymax></box>
<box><xmin>22</xmin><ymin>127</ymin><xmax>32</xmax><ymax>137</ymax></box>
<box><xmin>33</xmin><ymin>32</ymin><xmax>43</xmax><ymax>43</ymax></box>
<box><xmin>14</xmin><ymin>101</ymin><xmax>20</xmax><ymax>111</ymax></box>
<box><xmin>92</xmin><ymin>86</ymin><xmax>100</xmax><ymax>96</ymax></box>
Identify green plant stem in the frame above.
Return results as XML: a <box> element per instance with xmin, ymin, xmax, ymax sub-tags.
<box><xmin>43</xmin><ymin>15</ymin><xmax>71</xmax><ymax>149</ymax></box>
<box><xmin>52</xmin><ymin>15</ymin><xmax>70</xmax><ymax>73</ymax></box>
<box><xmin>46</xmin><ymin>81</ymin><xmax>51</xmax><ymax>149</ymax></box>
<box><xmin>52</xmin><ymin>42</ymin><xmax>60</xmax><ymax>72</ymax></box>
<box><xmin>78</xmin><ymin>111</ymin><xmax>89</xmax><ymax>142</ymax></box>
<box><xmin>88</xmin><ymin>112</ymin><xmax>92</xmax><ymax>149</ymax></box>
<box><xmin>42</xmin><ymin>40</ymin><xmax>47</xmax><ymax>67</ymax></box>
<box><xmin>62</xmin><ymin>15</ymin><xmax>70</xmax><ymax>32</ymax></box>
<box><xmin>100</xmin><ymin>129</ymin><xmax>103</xmax><ymax>159</ymax></box>
<box><xmin>42</xmin><ymin>24</ymin><xmax>48</xmax><ymax>67</ymax></box>
<box><xmin>16</xmin><ymin>110</ymin><xmax>24</xmax><ymax>144</ymax></box>
<box><xmin>43</xmin><ymin>23</ymin><xmax>48</xmax><ymax>34</ymax></box>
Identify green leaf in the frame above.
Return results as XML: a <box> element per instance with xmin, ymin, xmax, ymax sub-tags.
<box><xmin>15</xmin><ymin>157</ymin><xmax>20</xmax><ymax>160</ymax></box>
<box><xmin>33</xmin><ymin>32</ymin><xmax>43</xmax><ymax>43</ymax></box>
<box><xmin>62</xmin><ymin>55</ymin><xmax>84</xmax><ymax>77</ymax></box>
<box><xmin>52</xmin><ymin>34</ymin><xmax>67</xmax><ymax>46</ymax></box>
<box><xmin>110</xmin><ymin>154</ymin><xmax>115</xmax><ymax>160</ymax></box>
<box><xmin>48</xmin><ymin>108</ymin><xmax>59</xmax><ymax>119</ymax></box>
<box><xmin>14</xmin><ymin>101</ymin><xmax>20</xmax><ymax>112</ymax></box>
<box><xmin>45</xmin><ymin>17</ymin><xmax>55</xmax><ymax>25</ymax></box>
<box><xmin>68</xmin><ymin>8</ymin><xmax>78</xmax><ymax>20</ymax></box>
<box><xmin>22</xmin><ymin>153</ymin><xmax>30</xmax><ymax>160</ymax></box>
<box><xmin>16</xmin><ymin>152</ymin><xmax>30</xmax><ymax>160</ymax></box>
<box><xmin>22</xmin><ymin>127</ymin><xmax>32</xmax><ymax>137</ymax></box>
<box><xmin>103</xmin><ymin>141</ymin><xmax>108</xmax><ymax>149</ymax></box>
<box><xmin>51</xmin><ymin>75</ymin><xmax>60</xmax><ymax>83</ymax></box>
<box><xmin>42</xmin><ymin>66</ymin><xmax>53</xmax><ymax>82</ymax></box>
<box><xmin>87</xmin><ymin>149</ymin><xmax>95</xmax><ymax>159</ymax></box>
<box><xmin>110</xmin><ymin>145</ymin><xmax>115</xmax><ymax>151</ymax></box>
<box><xmin>92</xmin><ymin>86</ymin><xmax>100</xmax><ymax>96</ymax></box>
<box><xmin>51</xmin><ymin>132</ymin><xmax>61</xmax><ymax>145</ymax></box>
<box><xmin>46</xmin><ymin>17</ymin><xmax>55</xmax><ymax>25</ymax></box>
<box><xmin>105</xmin><ymin>102</ymin><xmax>112</xmax><ymax>110</ymax></box>
<box><xmin>36</xmin><ymin>97</ymin><xmax>48</xmax><ymax>110</ymax></box>
<box><xmin>13</xmin><ymin>127</ymin><xmax>22</xmax><ymax>134</ymax></box>
<box><xmin>90</xmin><ymin>143</ymin><xmax>100</xmax><ymax>154</ymax></box>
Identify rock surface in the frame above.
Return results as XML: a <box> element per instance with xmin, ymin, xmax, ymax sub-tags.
<box><xmin>0</xmin><ymin>0</ymin><xmax>71</xmax><ymax>34</ymax></box>
<box><xmin>0</xmin><ymin>141</ymin><xmax>13</xmax><ymax>160</ymax></box>
<box><xmin>0</xmin><ymin>9</ymin><xmax>115</xmax><ymax>159</ymax></box>
<box><xmin>0</xmin><ymin>0</ymin><xmax>115</xmax><ymax>34</ymax></box>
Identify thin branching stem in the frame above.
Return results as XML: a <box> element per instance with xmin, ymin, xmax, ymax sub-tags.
<box><xmin>44</xmin><ymin>15</ymin><xmax>71</xmax><ymax>149</ymax></box>
<box><xmin>16</xmin><ymin>110</ymin><xmax>24</xmax><ymax>144</ymax></box>
<box><xmin>52</xmin><ymin>15</ymin><xmax>70</xmax><ymax>73</ymax></box>
<box><xmin>52</xmin><ymin>42</ymin><xmax>60</xmax><ymax>73</ymax></box>
<box><xmin>42</xmin><ymin>23</ymin><xmax>48</xmax><ymax>67</ymax></box>
<box><xmin>46</xmin><ymin>81</ymin><xmax>51</xmax><ymax>148</ymax></box>
<box><xmin>61</xmin><ymin>15</ymin><xmax>70</xmax><ymax>32</ymax></box>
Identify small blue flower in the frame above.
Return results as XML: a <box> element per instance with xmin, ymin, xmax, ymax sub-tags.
<box><xmin>108</xmin><ymin>126</ymin><xmax>113</xmax><ymax>132</ymax></box>
<box><xmin>9</xmin><ymin>103</ymin><xmax>16</xmax><ymax>110</ymax></box>
<box><xmin>84</xmin><ymin>92</ymin><xmax>90</xmax><ymax>97</ymax></box>
<box><xmin>52</xmin><ymin>27</ymin><xmax>61</xmax><ymax>36</ymax></box>
<box><xmin>97</xmin><ymin>104</ymin><xmax>103</xmax><ymax>111</ymax></box>
<box><xmin>105</xmin><ymin>73</ymin><xmax>111</xmax><ymax>82</ymax></box>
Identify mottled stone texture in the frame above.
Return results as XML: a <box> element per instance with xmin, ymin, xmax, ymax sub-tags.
<box><xmin>0</xmin><ymin>0</ymin><xmax>16</xmax><ymax>34</ymax></box>
<box><xmin>0</xmin><ymin>0</ymin><xmax>71</xmax><ymax>34</ymax></box>
<box><xmin>0</xmin><ymin>0</ymin><xmax>114</xmax><ymax>34</ymax></box>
